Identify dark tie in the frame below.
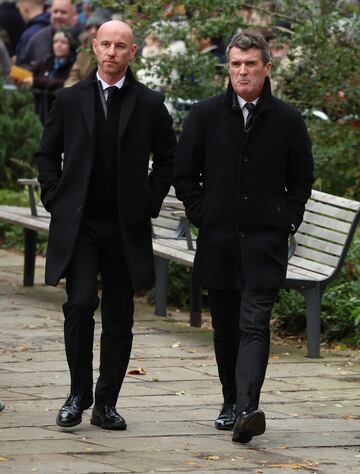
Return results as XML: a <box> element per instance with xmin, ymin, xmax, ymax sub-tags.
<box><xmin>106</xmin><ymin>86</ymin><xmax>118</xmax><ymax>103</ymax></box>
<box><xmin>244</xmin><ymin>102</ymin><xmax>255</xmax><ymax>131</ymax></box>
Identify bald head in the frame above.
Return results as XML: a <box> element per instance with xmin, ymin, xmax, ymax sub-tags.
<box><xmin>97</xmin><ymin>20</ymin><xmax>134</xmax><ymax>44</ymax></box>
<box><xmin>93</xmin><ymin>20</ymin><xmax>137</xmax><ymax>85</ymax></box>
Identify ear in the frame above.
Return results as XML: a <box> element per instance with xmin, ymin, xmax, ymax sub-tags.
<box><xmin>129</xmin><ymin>43</ymin><xmax>138</xmax><ymax>60</ymax></box>
<box><xmin>265</xmin><ymin>61</ymin><xmax>272</xmax><ymax>76</ymax></box>
<box><xmin>92</xmin><ymin>38</ymin><xmax>97</xmax><ymax>55</ymax></box>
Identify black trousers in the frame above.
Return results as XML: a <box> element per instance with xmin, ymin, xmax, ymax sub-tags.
<box><xmin>208</xmin><ymin>288</ymin><xmax>279</xmax><ymax>414</ymax></box>
<box><xmin>62</xmin><ymin>216</ymin><xmax>134</xmax><ymax>406</ymax></box>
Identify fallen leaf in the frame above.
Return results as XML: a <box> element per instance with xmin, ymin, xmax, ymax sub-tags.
<box><xmin>0</xmin><ymin>457</ymin><xmax>8</xmax><ymax>462</ymax></box>
<box><xmin>269</xmin><ymin>463</ymin><xmax>318</xmax><ymax>469</ymax></box>
<box><xmin>151</xmin><ymin>377</ymin><xmax>159</xmax><ymax>382</ymax></box>
<box><xmin>170</xmin><ymin>341</ymin><xmax>181</xmax><ymax>348</ymax></box>
<box><xmin>273</xmin><ymin>445</ymin><xmax>289</xmax><ymax>450</ymax></box>
<box><xmin>16</xmin><ymin>345</ymin><xmax>29</xmax><ymax>352</ymax></box>
<box><xmin>271</xmin><ymin>355</ymin><xmax>280</xmax><ymax>360</ymax></box>
<box><xmin>344</xmin><ymin>415</ymin><xmax>360</xmax><ymax>420</ymax></box>
<box><xmin>127</xmin><ymin>368</ymin><xmax>146</xmax><ymax>375</ymax></box>
<box><xmin>204</xmin><ymin>455</ymin><xmax>220</xmax><ymax>461</ymax></box>
<box><xmin>176</xmin><ymin>391</ymin><xmax>186</xmax><ymax>396</ymax></box>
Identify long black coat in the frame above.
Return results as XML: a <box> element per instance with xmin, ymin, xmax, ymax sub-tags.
<box><xmin>173</xmin><ymin>78</ymin><xmax>314</xmax><ymax>290</ymax></box>
<box><xmin>36</xmin><ymin>69</ymin><xmax>176</xmax><ymax>290</ymax></box>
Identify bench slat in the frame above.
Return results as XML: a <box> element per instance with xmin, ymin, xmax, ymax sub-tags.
<box><xmin>286</xmin><ymin>266</ymin><xmax>325</xmax><ymax>281</ymax></box>
<box><xmin>296</xmin><ymin>222</ymin><xmax>347</xmax><ymax>245</ymax></box>
<box><xmin>294</xmin><ymin>234</ymin><xmax>344</xmax><ymax>257</ymax></box>
<box><xmin>294</xmin><ymin>245</ymin><xmax>338</xmax><ymax>267</ymax></box>
<box><xmin>303</xmin><ymin>211</ymin><xmax>351</xmax><ymax>233</ymax></box>
<box><xmin>311</xmin><ymin>189</ymin><xmax>360</xmax><ymax>212</ymax></box>
<box><xmin>0</xmin><ymin>208</ymin><xmax>49</xmax><ymax>232</ymax></box>
<box><xmin>289</xmin><ymin>255</ymin><xmax>334</xmax><ymax>276</ymax></box>
<box><xmin>305</xmin><ymin>200</ymin><xmax>356</xmax><ymax>222</ymax></box>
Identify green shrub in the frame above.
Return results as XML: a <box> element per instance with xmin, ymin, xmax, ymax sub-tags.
<box><xmin>0</xmin><ymin>78</ymin><xmax>42</xmax><ymax>189</ymax></box>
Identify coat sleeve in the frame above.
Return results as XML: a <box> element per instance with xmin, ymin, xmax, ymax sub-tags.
<box><xmin>285</xmin><ymin>111</ymin><xmax>314</xmax><ymax>234</ymax></box>
<box><xmin>172</xmin><ymin>105</ymin><xmax>206</xmax><ymax>228</ymax></box>
<box><xmin>148</xmin><ymin>95</ymin><xmax>177</xmax><ymax>217</ymax></box>
<box><xmin>35</xmin><ymin>91</ymin><xmax>64</xmax><ymax>212</ymax></box>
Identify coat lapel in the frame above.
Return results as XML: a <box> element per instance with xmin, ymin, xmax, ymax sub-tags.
<box><xmin>117</xmin><ymin>84</ymin><xmax>137</xmax><ymax>144</ymax></box>
<box><xmin>77</xmin><ymin>74</ymin><xmax>96</xmax><ymax>138</ymax></box>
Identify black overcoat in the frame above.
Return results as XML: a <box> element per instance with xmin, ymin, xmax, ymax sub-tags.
<box><xmin>173</xmin><ymin>78</ymin><xmax>314</xmax><ymax>290</ymax></box>
<box><xmin>36</xmin><ymin>69</ymin><xmax>176</xmax><ymax>290</ymax></box>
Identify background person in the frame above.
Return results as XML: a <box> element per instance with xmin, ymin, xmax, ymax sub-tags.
<box><xmin>15</xmin><ymin>0</ymin><xmax>49</xmax><ymax>65</ymax></box>
<box><xmin>21</xmin><ymin>29</ymin><xmax>75</xmax><ymax>123</ymax></box>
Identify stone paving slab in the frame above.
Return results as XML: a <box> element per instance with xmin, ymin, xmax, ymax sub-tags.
<box><xmin>0</xmin><ymin>249</ymin><xmax>360</xmax><ymax>473</ymax></box>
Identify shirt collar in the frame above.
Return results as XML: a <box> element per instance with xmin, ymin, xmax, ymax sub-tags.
<box><xmin>237</xmin><ymin>95</ymin><xmax>259</xmax><ymax>110</ymax></box>
<box><xmin>96</xmin><ymin>71</ymin><xmax>126</xmax><ymax>91</ymax></box>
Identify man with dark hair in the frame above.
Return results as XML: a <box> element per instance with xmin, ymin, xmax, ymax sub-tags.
<box><xmin>36</xmin><ymin>20</ymin><xmax>176</xmax><ymax>430</ymax></box>
<box><xmin>173</xmin><ymin>31</ymin><xmax>314</xmax><ymax>444</ymax></box>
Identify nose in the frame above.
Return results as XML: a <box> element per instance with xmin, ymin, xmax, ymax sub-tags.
<box><xmin>239</xmin><ymin>63</ymin><xmax>247</xmax><ymax>75</ymax></box>
<box><xmin>107</xmin><ymin>44</ymin><xmax>115</xmax><ymax>56</ymax></box>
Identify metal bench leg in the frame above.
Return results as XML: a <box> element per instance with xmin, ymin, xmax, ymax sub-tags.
<box><xmin>24</xmin><ymin>229</ymin><xmax>38</xmax><ymax>287</ymax></box>
<box><xmin>154</xmin><ymin>256</ymin><xmax>169</xmax><ymax>317</ymax></box>
<box><xmin>190</xmin><ymin>274</ymin><xmax>202</xmax><ymax>327</ymax></box>
<box><xmin>303</xmin><ymin>283</ymin><xmax>323</xmax><ymax>358</ymax></box>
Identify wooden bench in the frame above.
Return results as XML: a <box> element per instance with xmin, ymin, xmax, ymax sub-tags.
<box><xmin>0</xmin><ymin>179</ymin><xmax>189</xmax><ymax>291</ymax></box>
<box><xmin>1</xmin><ymin>183</ymin><xmax>359</xmax><ymax>358</ymax></box>
<box><xmin>150</xmin><ymin>190</ymin><xmax>360</xmax><ymax>358</ymax></box>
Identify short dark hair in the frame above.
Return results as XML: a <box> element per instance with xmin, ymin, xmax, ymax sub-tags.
<box><xmin>226</xmin><ymin>31</ymin><xmax>271</xmax><ymax>64</ymax></box>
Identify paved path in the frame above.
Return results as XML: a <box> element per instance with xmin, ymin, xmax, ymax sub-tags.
<box><xmin>0</xmin><ymin>249</ymin><xmax>359</xmax><ymax>473</ymax></box>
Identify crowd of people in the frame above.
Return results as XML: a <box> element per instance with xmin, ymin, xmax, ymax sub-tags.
<box><xmin>0</xmin><ymin>0</ymin><xmax>292</xmax><ymax>123</ymax></box>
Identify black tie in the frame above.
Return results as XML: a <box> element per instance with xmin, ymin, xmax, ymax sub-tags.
<box><xmin>244</xmin><ymin>102</ymin><xmax>255</xmax><ymax>131</ymax></box>
<box><xmin>106</xmin><ymin>86</ymin><xmax>118</xmax><ymax>103</ymax></box>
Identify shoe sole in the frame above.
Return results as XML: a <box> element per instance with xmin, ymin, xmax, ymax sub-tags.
<box><xmin>56</xmin><ymin>416</ymin><xmax>82</xmax><ymax>428</ymax></box>
<box><xmin>90</xmin><ymin>416</ymin><xmax>127</xmax><ymax>430</ymax></box>
<box><xmin>215</xmin><ymin>423</ymin><xmax>235</xmax><ymax>431</ymax></box>
<box><xmin>232</xmin><ymin>411</ymin><xmax>266</xmax><ymax>443</ymax></box>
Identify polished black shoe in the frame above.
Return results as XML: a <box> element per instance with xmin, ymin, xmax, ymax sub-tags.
<box><xmin>232</xmin><ymin>409</ymin><xmax>266</xmax><ymax>444</ymax></box>
<box><xmin>214</xmin><ymin>403</ymin><xmax>236</xmax><ymax>430</ymax></box>
<box><xmin>90</xmin><ymin>405</ymin><xmax>127</xmax><ymax>430</ymax></box>
<box><xmin>56</xmin><ymin>394</ymin><xmax>93</xmax><ymax>428</ymax></box>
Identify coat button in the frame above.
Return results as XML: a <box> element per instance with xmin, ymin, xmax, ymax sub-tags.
<box><xmin>242</xmin><ymin>155</ymin><xmax>249</xmax><ymax>162</ymax></box>
<box><xmin>242</xmin><ymin>194</ymin><xmax>248</xmax><ymax>200</ymax></box>
<box><xmin>77</xmin><ymin>206</ymin><xmax>83</xmax><ymax>212</ymax></box>
<box><xmin>239</xmin><ymin>231</ymin><xmax>245</xmax><ymax>238</ymax></box>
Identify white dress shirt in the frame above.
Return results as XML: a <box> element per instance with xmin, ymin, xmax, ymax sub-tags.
<box><xmin>237</xmin><ymin>95</ymin><xmax>259</xmax><ymax>123</ymax></box>
<box><xmin>96</xmin><ymin>71</ymin><xmax>125</xmax><ymax>100</ymax></box>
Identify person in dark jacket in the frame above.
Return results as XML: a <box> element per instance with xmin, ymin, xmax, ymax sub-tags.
<box><xmin>0</xmin><ymin>0</ymin><xmax>25</xmax><ymax>55</ymax></box>
<box><xmin>36</xmin><ymin>20</ymin><xmax>176</xmax><ymax>430</ymax></box>
<box><xmin>0</xmin><ymin>36</ymin><xmax>11</xmax><ymax>77</ymax></box>
<box><xmin>16</xmin><ymin>0</ymin><xmax>50</xmax><ymax>65</ymax></box>
<box><xmin>173</xmin><ymin>31</ymin><xmax>314</xmax><ymax>444</ymax></box>
<box><xmin>19</xmin><ymin>0</ymin><xmax>76</xmax><ymax>69</ymax></box>
<box><xmin>21</xmin><ymin>30</ymin><xmax>75</xmax><ymax>123</ymax></box>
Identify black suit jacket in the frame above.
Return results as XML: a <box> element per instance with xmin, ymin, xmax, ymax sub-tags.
<box><xmin>36</xmin><ymin>68</ymin><xmax>176</xmax><ymax>289</ymax></box>
<box><xmin>173</xmin><ymin>78</ymin><xmax>314</xmax><ymax>290</ymax></box>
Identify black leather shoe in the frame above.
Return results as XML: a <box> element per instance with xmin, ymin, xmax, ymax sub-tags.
<box><xmin>90</xmin><ymin>405</ymin><xmax>127</xmax><ymax>430</ymax></box>
<box><xmin>232</xmin><ymin>409</ymin><xmax>266</xmax><ymax>444</ymax></box>
<box><xmin>56</xmin><ymin>394</ymin><xmax>93</xmax><ymax>428</ymax></box>
<box><xmin>214</xmin><ymin>403</ymin><xmax>236</xmax><ymax>430</ymax></box>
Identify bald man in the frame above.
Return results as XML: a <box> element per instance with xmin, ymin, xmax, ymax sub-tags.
<box><xmin>36</xmin><ymin>21</ymin><xmax>176</xmax><ymax>429</ymax></box>
<box><xmin>19</xmin><ymin>0</ymin><xmax>76</xmax><ymax>68</ymax></box>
